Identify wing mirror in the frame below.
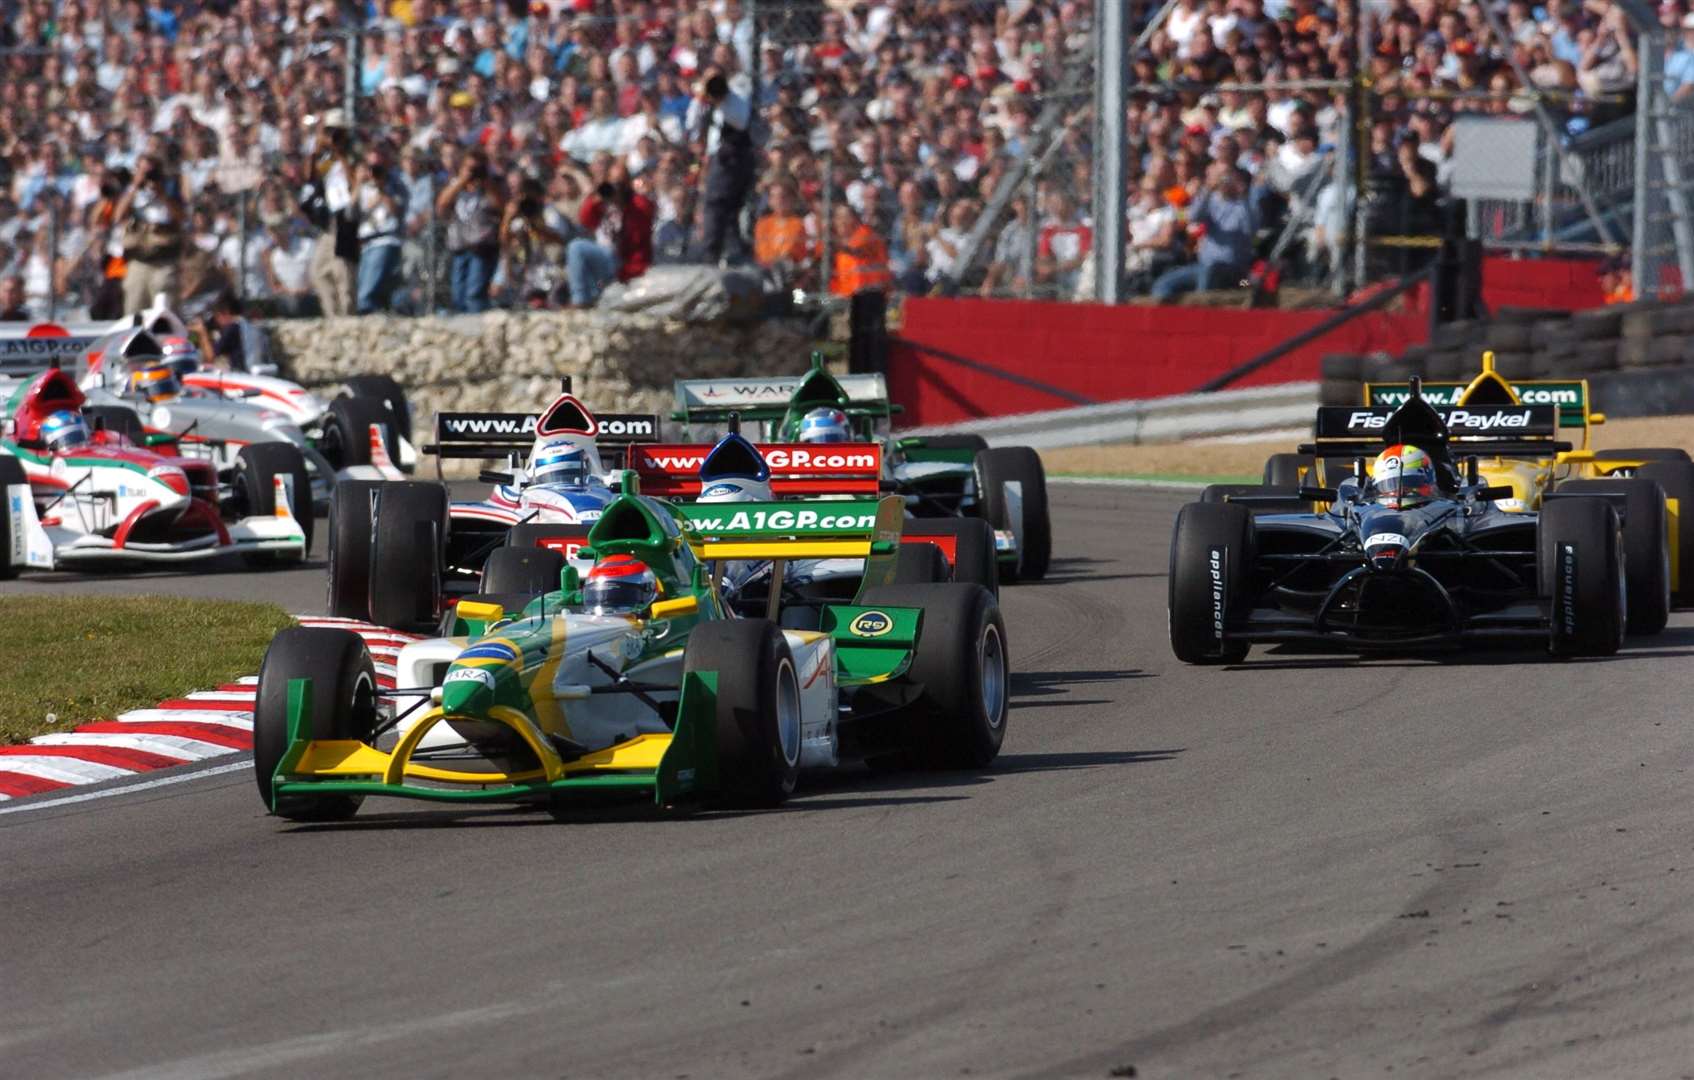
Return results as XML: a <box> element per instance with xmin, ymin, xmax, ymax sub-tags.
<box><xmin>648</xmin><ymin>595</ymin><xmax>699</xmax><ymax>621</ymax></box>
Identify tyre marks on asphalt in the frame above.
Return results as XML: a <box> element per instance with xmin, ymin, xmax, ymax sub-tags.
<box><xmin>0</xmin><ymin>618</ymin><xmax>417</xmax><ymax>803</ymax></box>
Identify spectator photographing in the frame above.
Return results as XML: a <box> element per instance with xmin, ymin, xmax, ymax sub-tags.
<box><xmin>568</xmin><ymin>162</ymin><xmax>654</xmax><ymax>307</ymax></box>
<box><xmin>688</xmin><ymin>65</ymin><xmax>756</xmax><ymax>266</ymax></box>
<box><xmin>355</xmin><ymin>152</ymin><xmax>405</xmax><ymax>314</ymax></box>
<box><xmin>437</xmin><ymin>149</ymin><xmax>503</xmax><ymax>314</ymax></box>
<box><xmin>113</xmin><ymin>154</ymin><xmax>183</xmax><ymax>315</ymax></box>
<box><xmin>1152</xmin><ymin>164</ymin><xmax>1260</xmax><ymax>302</ymax></box>
<box><xmin>299</xmin><ymin>111</ymin><xmax>359</xmax><ymax>318</ymax></box>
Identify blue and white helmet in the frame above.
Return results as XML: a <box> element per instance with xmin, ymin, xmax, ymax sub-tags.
<box><xmin>697</xmin><ymin>432</ymin><xmax>773</xmax><ymax>503</ymax></box>
<box><xmin>41</xmin><ymin>410</ymin><xmax>90</xmax><ymax>453</ymax></box>
<box><xmin>798</xmin><ymin>407</ymin><xmax>851</xmax><ymax>444</ymax></box>
<box><xmin>530</xmin><ymin>439</ymin><xmax>590</xmax><ymax>488</ymax></box>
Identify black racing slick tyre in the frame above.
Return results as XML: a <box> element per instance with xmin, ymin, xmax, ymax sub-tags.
<box><xmin>1555</xmin><ymin>478</ymin><xmax>1669</xmax><ymax>634</ymax></box>
<box><xmin>253</xmin><ymin>627</ymin><xmax>378</xmax><ymax>821</ymax></box>
<box><xmin>859</xmin><ymin>583</ymin><xmax>1009</xmax><ymax>769</ymax></box>
<box><xmin>480</xmin><ymin>544</ymin><xmax>565</xmax><ymax>598</ymax></box>
<box><xmin>368</xmin><ymin>481</ymin><xmax>448</xmax><ymax>633</ymax></box>
<box><xmin>0</xmin><ymin>454</ymin><xmax>25</xmax><ymax>580</ymax></box>
<box><xmin>1635</xmin><ymin>460</ymin><xmax>1694</xmax><ymax>605</ymax></box>
<box><xmin>234</xmin><ymin>443</ymin><xmax>313</xmax><ymax>563</ymax></box>
<box><xmin>893</xmin><ymin>541</ymin><xmax>950</xmax><ymax>585</ymax></box>
<box><xmin>902</xmin><ymin>517</ymin><xmax>999</xmax><ymax>594</ymax></box>
<box><xmin>972</xmin><ymin>446</ymin><xmax>1051</xmax><ymax>581</ymax></box>
<box><xmin>342</xmin><ymin>374</ymin><xmax>412</xmax><ymax>443</ymax></box>
<box><xmin>682</xmin><ymin>619</ymin><xmax>802</xmax><ymax>808</ymax></box>
<box><xmin>1169</xmin><ymin>501</ymin><xmax>1253</xmax><ymax>665</ymax></box>
<box><xmin>1539</xmin><ymin>497</ymin><xmax>1625</xmax><ymax>657</ymax></box>
<box><xmin>321</xmin><ymin>395</ymin><xmax>399</xmax><ymax>472</ymax></box>
<box><xmin>1263</xmin><ymin>452</ymin><xmax>1313</xmax><ymax>487</ymax></box>
<box><xmin>327</xmin><ymin>480</ymin><xmax>380</xmax><ymax>620</ymax></box>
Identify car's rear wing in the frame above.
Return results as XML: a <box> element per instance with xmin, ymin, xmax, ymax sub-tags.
<box><xmin>1365</xmin><ymin>379</ymin><xmax>1590</xmax><ymax>429</ymax></box>
<box><xmin>628</xmin><ymin>442</ymin><xmax>883</xmax><ymax>498</ymax></box>
<box><xmin>1300</xmin><ymin>404</ymin><xmax>1571</xmax><ymax>459</ymax></box>
<box><xmin>425</xmin><ymin>410</ymin><xmax>661</xmax><ymax>457</ymax></box>
<box><xmin>672</xmin><ymin>373</ymin><xmax>895</xmax><ymax>426</ymax></box>
<box><xmin>0</xmin><ymin>333</ymin><xmax>98</xmax><ymax>377</ymax></box>
<box><xmin>676</xmin><ymin>494</ymin><xmax>904</xmax><ymax>562</ymax></box>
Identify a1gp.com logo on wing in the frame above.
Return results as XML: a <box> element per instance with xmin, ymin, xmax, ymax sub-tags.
<box><xmin>634</xmin><ymin>444</ymin><xmax>880</xmax><ymax>474</ymax></box>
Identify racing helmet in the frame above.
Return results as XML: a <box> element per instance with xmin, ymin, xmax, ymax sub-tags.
<box><xmin>1372</xmin><ymin>444</ymin><xmax>1437</xmax><ymax>509</ymax></box>
<box><xmin>797</xmin><ymin>407</ymin><xmax>851</xmax><ymax>444</ymax></box>
<box><xmin>128</xmin><ymin>364</ymin><xmax>182</xmax><ymax>404</ymax></box>
<box><xmin>158</xmin><ymin>335</ymin><xmax>202</xmax><ymax>373</ymax></box>
<box><xmin>40</xmin><ymin>410</ymin><xmax>90</xmax><ymax>453</ymax></box>
<box><xmin>530</xmin><ymin>439</ymin><xmax>590</xmax><ymax>488</ymax></box>
<box><xmin>582</xmin><ymin>554</ymin><xmax>660</xmax><ymax>616</ymax></box>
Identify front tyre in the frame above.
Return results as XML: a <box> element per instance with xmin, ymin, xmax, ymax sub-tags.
<box><xmin>972</xmin><ymin>446</ymin><xmax>1051</xmax><ymax>581</ymax></box>
<box><xmin>368</xmin><ymin>481</ymin><xmax>449</xmax><ymax>632</ymax></box>
<box><xmin>1169</xmin><ymin>501</ymin><xmax>1253</xmax><ymax>664</ymax></box>
<box><xmin>1539</xmin><ymin>497</ymin><xmax>1625</xmax><ymax>657</ymax></box>
<box><xmin>1555</xmin><ymin>478</ymin><xmax>1669</xmax><ymax>634</ymax></box>
<box><xmin>1635</xmin><ymin>460</ymin><xmax>1694</xmax><ymax>606</ymax></box>
<box><xmin>253</xmin><ymin>627</ymin><xmax>378</xmax><ymax>821</ymax></box>
<box><xmin>682</xmin><ymin>620</ymin><xmax>802</xmax><ymax>808</ymax></box>
<box><xmin>234</xmin><ymin>442</ymin><xmax>313</xmax><ymax>563</ymax></box>
<box><xmin>327</xmin><ymin>480</ymin><xmax>380</xmax><ymax>620</ymax></box>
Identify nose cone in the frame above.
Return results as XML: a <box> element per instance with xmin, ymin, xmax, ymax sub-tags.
<box><xmin>441</xmin><ymin>665</ymin><xmax>498</xmax><ymax>716</ymax></box>
<box><xmin>441</xmin><ymin>638</ymin><xmax>522</xmax><ymax>716</ymax></box>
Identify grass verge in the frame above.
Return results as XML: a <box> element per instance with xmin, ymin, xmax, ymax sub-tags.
<box><xmin>0</xmin><ymin>596</ymin><xmax>294</xmax><ymax>744</ymax></box>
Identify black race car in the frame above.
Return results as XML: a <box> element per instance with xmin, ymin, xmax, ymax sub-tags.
<box><xmin>1168</xmin><ymin>382</ymin><xmax>1653</xmax><ymax>662</ymax></box>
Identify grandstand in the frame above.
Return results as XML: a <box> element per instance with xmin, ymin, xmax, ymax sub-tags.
<box><xmin>0</xmin><ymin>0</ymin><xmax>1680</xmax><ymax>321</ymax></box>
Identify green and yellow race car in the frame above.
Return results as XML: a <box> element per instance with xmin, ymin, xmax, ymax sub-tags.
<box><xmin>253</xmin><ymin>477</ymin><xmax>1009</xmax><ymax>821</ymax></box>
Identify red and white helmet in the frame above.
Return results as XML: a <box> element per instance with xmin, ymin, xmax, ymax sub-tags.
<box><xmin>582</xmin><ymin>554</ymin><xmax>660</xmax><ymax>615</ymax></box>
<box><xmin>1372</xmin><ymin>444</ymin><xmax>1437</xmax><ymax>509</ymax></box>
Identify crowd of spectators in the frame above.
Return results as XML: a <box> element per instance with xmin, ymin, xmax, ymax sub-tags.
<box><xmin>0</xmin><ymin>0</ymin><xmax>1675</xmax><ymax>321</ymax></box>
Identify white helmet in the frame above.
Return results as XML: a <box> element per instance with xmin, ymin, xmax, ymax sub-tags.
<box><xmin>530</xmin><ymin>439</ymin><xmax>590</xmax><ymax>488</ymax></box>
<box><xmin>798</xmin><ymin>406</ymin><xmax>851</xmax><ymax>443</ymax></box>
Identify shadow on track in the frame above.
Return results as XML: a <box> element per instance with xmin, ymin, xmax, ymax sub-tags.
<box><xmin>1028</xmin><ymin>556</ymin><xmax>1166</xmax><ymax>586</ymax></box>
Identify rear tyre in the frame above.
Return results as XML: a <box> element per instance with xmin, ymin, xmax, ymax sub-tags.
<box><xmin>893</xmin><ymin>542</ymin><xmax>950</xmax><ymax>585</ymax></box>
<box><xmin>1169</xmin><ymin>501</ymin><xmax>1253</xmax><ymax>664</ymax></box>
<box><xmin>253</xmin><ymin>627</ymin><xmax>377</xmax><ymax>821</ymax></box>
<box><xmin>1555</xmin><ymin>478</ymin><xmax>1669</xmax><ymax>634</ymax></box>
<box><xmin>1636</xmin><ymin>460</ymin><xmax>1694</xmax><ymax>605</ymax></box>
<box><xmin>0</xmin><ymin>454</ymin><xmax>25</xmax><ymax>580</ymax></box>
<box><xmin>480</xmin><ymin>544</ymin><xmax>565</xmax><ymax>598</ymax></box>
<box><xmin>321</xmin><ymin>395</ymin><xmax>397</xmax><ymax>472</ymax></box>
<box><xmin>1538</xmin><ymin>497</ymin><xmax>1625</xmax><ymax>657</ymax></box>
<box><xmin>327</xmin><ymin>480</ymin><xmax>380</xmax><ymax>620</ymax></box>
<box><xmin>858</xmin><ymin>583</ymin><xmax>1008</xmax><ymax>769</ymax></box>
<box><xmin>682</xmin><ymin>619</ymin><xmax>801</xmax><ymax>807</ymax></box>
<box><xmin>902</xmin><ymin>517</ymin><xmax>998</xmax><ymax>593</ymax></box>
<box><xmin>342</xmin><ymin>374</ymin><xmax>412</xmax><ymax>443</ymax></box>
<box><xmin>1263</xmin><ymin>452</ymin><xmax>1312</xmax><ymax>487</ymax></box>
<box><xmin>234</xmin><ymin>443</ymin><xmax>313</xmax><ymax>564</ymax></box>
<box><xmin>972</xmin><ymin>446</ymin><xmax>1050</xmax><ymax>581</ymax></box>
<box><xmin>368</xmin><ymin>481</ymin><xmax>448</xmax><ymax>633</ymax></box>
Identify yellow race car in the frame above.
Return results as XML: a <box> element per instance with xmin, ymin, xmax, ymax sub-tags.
<box><xmin>1260</xmin><ymin>352</ymin><xmax>1693</xmax><ymax>630</ymax></box>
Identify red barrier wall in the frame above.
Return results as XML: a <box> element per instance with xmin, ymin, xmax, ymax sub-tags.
<box><xmin>1481</xmin><ymin>255</ymin><xmax>1603</xmax><ymax>311</ymax></box>
<box><xmin>890</xmin><ymin>297</ymin><xmax>1425</xmax><ymax>427</ymax></box>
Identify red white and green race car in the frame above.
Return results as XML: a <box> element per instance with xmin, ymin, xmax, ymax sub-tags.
<box><xmin>0</xmin><ymin>367</ymin><xmax>307</xmax><ymax>573</ymax></box>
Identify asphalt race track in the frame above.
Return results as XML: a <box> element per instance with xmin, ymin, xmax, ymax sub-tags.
<box><xmin>4</xmin><ymin>482</ymin><xmax>1694</xmax><ymax>1079</ymax></box>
